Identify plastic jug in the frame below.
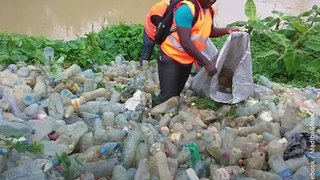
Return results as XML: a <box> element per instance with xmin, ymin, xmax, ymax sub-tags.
<box><xmin>268</xmin><ymin>155</ymin><xmax>293</xmax><ymax>179</ymax></box>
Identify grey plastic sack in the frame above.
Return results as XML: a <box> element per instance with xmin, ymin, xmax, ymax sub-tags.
<box><xmin>191</xmin><ymin>32</ymin><xmax>254</xmax><ymax>104</ymax></box>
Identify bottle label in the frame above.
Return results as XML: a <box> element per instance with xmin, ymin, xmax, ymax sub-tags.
<box><xmin>277</xmin><ymin>168</ymin><xmax>293</xmax><ymax>179</ymax></box>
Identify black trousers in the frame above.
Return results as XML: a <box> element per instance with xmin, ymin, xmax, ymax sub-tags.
<box><xmin>155</xmin><ymin>50</ymin><xmax>192</xmax><ymax>105</ymax></box>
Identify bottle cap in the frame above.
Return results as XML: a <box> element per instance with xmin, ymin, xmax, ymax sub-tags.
<box><xmin>0</xmin><ymin>148</ymin><xmax>8</xmax><ymax>156</ymax></box>
<box><xmin>52</xmin><ymin>159</ymin><xmax>59</xmax><ymax>166</ymax></box>
<box><xmin>100</xmin><ymin>146</ymin><xmax>107</xmax><ymax>154</ymax></box>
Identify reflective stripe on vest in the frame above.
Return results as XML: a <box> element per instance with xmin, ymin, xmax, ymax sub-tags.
<box><xmin>144</xmin><ymin>0</ymin><xmax>170</xmax><ymax>40</ymax></box>
<box><xmin>160</xmin><ymin>0</ymin><xmax>213</xmax><ymax>64</ymax></box>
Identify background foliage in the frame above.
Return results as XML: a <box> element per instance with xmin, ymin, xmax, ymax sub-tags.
<box><xmin>0</xmin><ymin>2</ymin><xmax>319</xmax><ymax>87</ymax></box>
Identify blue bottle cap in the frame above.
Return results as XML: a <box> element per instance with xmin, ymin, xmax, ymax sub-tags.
<box><xmin>100</xmin><ymin>146</ymin><xmax>107</xmax><ymax>154</ymax></box>
<box><xmin>52</xmin><ymin>159</ymin><xmax>59</xmax><ymax>166</ymax></box>
<box><xmin>0</xmin><ymin>148</ymin><xmax>8</xmax><ymax>156</ymax></box>
<box><xmin>305</xmin><ymin>151</ymin><xmax>314</xmax><ymax>160</ymax></box>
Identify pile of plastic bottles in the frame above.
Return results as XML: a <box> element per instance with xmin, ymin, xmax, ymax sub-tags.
<box><xmin>0</xmin><ymin>51</ymin><xmax>320</xmax><ymax>180</ymax></box>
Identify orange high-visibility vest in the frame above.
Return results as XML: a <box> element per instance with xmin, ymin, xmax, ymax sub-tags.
<box><xmin>144</xmin><ymin>0</ymin><xmax>170</xmax><ymax>40</ymax></box>
<box><xmin>160</xmin><ymin>0</ymin><xmax>213</xmax><ymax>65</ymax></box>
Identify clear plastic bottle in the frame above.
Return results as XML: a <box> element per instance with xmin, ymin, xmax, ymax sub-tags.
<box><xmin>0</xmin><ymin>99</ymin><xmax>10</xmax><ymax>111</ymax></box>
<box><xmin>70</xmin><ymin>96</ymin><xmax>86</xmax><ymax>109</ymax></box>
<box><xmin>33</xmin><ymin>76</ymin><xmax>46</xmax><ymax>97</ymax></box>
<box><xmin>82</xmin><ymin>88</ymin><xmax>107</xmax><ymax>101</ymax></box>
<box><xmin>134</xmin><ymin>159</ymin><xmax>151</xmax><ymax>180</ymax></box>
<box><xmin>112</xmin><ymin>164</ymin><xmax>130</xmax><ymax>180</ymax></box>
<box><xmin>305</xmin><ymin>152</ymin><xmax>320</xmax><ymax>164</ymax></box>
<box><xmin>60</xmin><ymin>89</ymin><xmax>76</xmax><ymax>99</ymax></box>
<box><xmin>48</xmin><ymin>93</ymin><xmax>64</xmax><ymax>119</ymax></box>
<box><xmin>79</xmin><ymin>132</ymin><xmax>94</xmax><ymax>152</ymax></box>
<box><xmin>103</xmin><ymin>111</ymin><xmax>115</xmax><ymax>127</ymax></box>
<box><xmin>236</xmin><ymin>100</ymin><xmax>267</xmax><ymax>117</ymax></box>
<box><xmin>80</xmin><ymin>112</ymin><xmax>98</xmax><ymax>128</ymax></box>
<box><xmin>122</xmin><ymin>130</ymin><xmax>141</xmax><ymax>168</ymax></box>
<box><xmin>99</xmin><ymin>142</ymin><xmax>121</xmax><ymax>157</ymax></box>
<box><xmin>229</xmin><ymin>147</ymin><xmax>242</xmax><ymax>165</ymax></box>
<box><xmin>245</xmin><ymin>150</ymin><xmax>265</xmax><ymax>170</ymax></box>
<box><xmin>268</xmin><ymin>155</ymin><xmax>293</xmax><ymax>179</ymax></box>
<box><xmin>83</xmin><ymin>78</ymin><xmax>95</xmax><ymax>92</ymax></box>
<box><xmin>292</xmin><ymin>166</ymin><xmax>310</xmax><ymax>180</ymax></box>
<box><xmin>3</xmin><ymin>94</ymin><xmax>22</xmax><ymax>116</ymax></box>
<box><xmin>299</xmin><ymin>86</ymin><xmax>318</xmax><ymax>100</ymax></box>
<box><xmin>43</xmin><ymin>46</ymin><xmax>54</xmax><ymax>65</ymax></box>
<box><xmin>23</xmin><ymin>103</ymin><xmax>40</xmax><ymax>118</ymax></box>
<box><xmin>0</xmin><ymin>159</ymin><xmax>51</xmax><ymax>180</ymax></box>
<box><xmin>238</xmin><ymin>121</ymin><xmax>271</xmax><ymax>136</ymax></box>
<box><xmin>258</xmin><ymin>75</ymin><xmax>274</xmax><ymax>89</ymax></box>
<box><xmin>64</xmin><ymin>105</ymin><xmax>74</xmax><ymax>118</ymax></box>
<box><xmin>56</xmin><ymin>121</ymin><xmax>89</xmax><ymax>153</ymax></box>
<box><xmin>267</xmin><ymin>140</ymin><xmax>286</xmax><ymax>157</ymax></box>
<box><xmin>55</xmin><ymin>64</ymin><xmax>82</xmax><ymax>81</ymax></box>
<box><xmin>23</xmin><ymin>92</ymin><xmax>41</xmax><ymax>106</ymax></box>
<box><xmin>84</xmin><ymin>158</ymin><xmax>118</xmax><ymax>178</ymax></box>
<box><xmin>106</xmin><ymin>128</ymin><xmax>127</xmax><ymax>142</ymax></box>
<box><xmin>262</xmin><ymin>132</ymin><xmax>280</xmax><ymax>143</ymax></box>
<box><xmin>110</xmin><ymin>90</ymin><xmax>121</xmax><ymax>103</ymax></box>
<box><xmin>177</xmin><ymin>146</ymin><xmax>192</xmax><ymax>165</ymax></box>
<box><xmin>135</xmin><ymin>142</ymin><xmax>150</xmax><ymax>164</ymax></box>
<box><xmin>222</xmin><ymin>127</ymin><xmax>238</xmax><ymax>150</ymax></box>
<box><xmin>206</xmin><ymin>147</ymin><xmax>229</xmax><ymax>166</ymax></box>
<box><xmin>247</xmin><ymin>169</ymin><xmax>282</xmax><ymax>180</ymax></box>
<box><xmin>154</xmin><ymin>150</ymin><xmax>174</xmax><ymax>180</ymax></box>
<box><xmin>281</xmin><ymin>103</ymin><xmax>300</xmax><ymax>131</ymax></box>
<box><xmin>0</xmin><ymin>120</ymin><xmax>35</xmax><ymax>137</ymax></box>
<box><xmin>164</xmin><ymin>138</ymin><xmax>178</xmax><ymax>157</ymax></box>
<box><xmin>285</xmin><ymin>155</ymin><xmax>309</xmax><ymax>172</ymax></box>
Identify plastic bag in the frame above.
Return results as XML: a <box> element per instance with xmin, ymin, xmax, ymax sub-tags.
<box><xmin>192</xmin><ymin>32</ymin><xmax>254</xmax><ymax>104</ymax></box>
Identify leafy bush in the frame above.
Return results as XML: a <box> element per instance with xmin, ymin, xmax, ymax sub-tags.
<box><xmin>228</xmin><ymin>0</ymin><xmax>320</xmax><ymax>87</ymax></box>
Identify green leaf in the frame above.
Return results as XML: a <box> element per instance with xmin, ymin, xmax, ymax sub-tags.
<box><xmin>298</xmin><ymin>10</ymin><xmax>312</xmax><ymax>17</ymax></box>
<box><xmin>15</xmin><ymin>142</ymin><xmax>27</xmax><ymax>153</ymax></box>
<box><xmin>266</xmin><ymin>33</ymin><xmax>291</xmax><ymax>49</ymax></box>
<box><xmin>304</xmin><ymin>37</ymin><xmax>320</xmax><ymax>52</ymax></box>
<box><xmin>265</xmin><ymin>18</ymin><xmax>281</xmax><ymax>28</ymax></box>
<box><xmin>283</xmin><ymin>50</ymin><xmax>304</xmax><ymax>75</ymax></box>
<box><xmin>307</xmin><ymin>17</ymin><xmax>320</xmax><ymax>23</ymax></box>
<box><xmin>289</xmin><ymin>21</ymin><xmax>309</xmax><ymax>33</ymax></box>
<box><xmin>249</xmin><ymin>20</ymin><xmax>267</xmax><ymax>31</ymax></box>
<box><xmin>275</xmin><ymin>29</ymin><xmax>297</xmax><ymax>39</ymax></box>
<box><xmin>305</xmin><ymin>58</ymin><xmax>320</xmax><ymax>72</ymax></box>
<box><xmin>255</xmin><ymin>50</ymin><xmax>280</xmax><ymax>58</ymax></box>
<box><xmin>245</xmin><ymin>0</ymin><xmax>257</xmax><ymax>20</ymax></box>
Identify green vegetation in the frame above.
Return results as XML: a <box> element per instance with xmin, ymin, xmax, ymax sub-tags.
<box><xmin>229</xmin><ymin>0</ymin><xmax>320</xmax><ymax>87</ymax></box>
<box><xmin>54</xmin><ymin>152</ymin><xmax>85</xmax><ymax>180</ymax></box>
<box><xmin>192</xmin><ymin>97</ymin><xmax>223</xmax><ymax>110</ymax></box>
<box><xmin>1</xmin><ymin>137</ymin><xmax>44</xmax><ymax>155</ymax></box>
<box><xmin>0</xmin><ymin>2</ymin><xmax>319</xmax><ymax>87</ymax></box>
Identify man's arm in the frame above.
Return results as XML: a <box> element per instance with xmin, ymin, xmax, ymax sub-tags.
<box><xmin>210</xmin><ymin>26</ymin><xmax>240</xmax><ymax>38</ymax></box>
<box><xmin>177</xmin><ymin>27</ymin><xmax>216</xmax><ymax>76</ymax></box>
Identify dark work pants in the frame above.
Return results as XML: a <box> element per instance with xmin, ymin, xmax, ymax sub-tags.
<box><xmin>140</xmin><ymin>30</ymin><xmax>156</xmax><ymax>63</ymax></box>
<box><xmin>155</xmin><ymin>50</ymin><xmax>192</xmax><ymax>105</ymax></box>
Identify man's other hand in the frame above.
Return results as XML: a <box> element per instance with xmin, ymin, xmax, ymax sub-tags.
<box><xmin>227</xmin><ymin>27</ymin><xmax>241</xmax><ymax>34</ymax></box>
<box><xmin>204</xmin><ymin>62</ymin><xmax>217</xmax><ymax>76</ymax></box>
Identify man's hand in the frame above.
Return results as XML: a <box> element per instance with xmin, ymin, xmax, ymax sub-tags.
<box><xmin>227</xmin><ymin>27</ymin><xmax>241</xmax><ymax>34</ymax></box>
<box><xmin>204</xmin><ymin>62</ymin><xmax>217</xmax><ymax>76</ymax></box>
